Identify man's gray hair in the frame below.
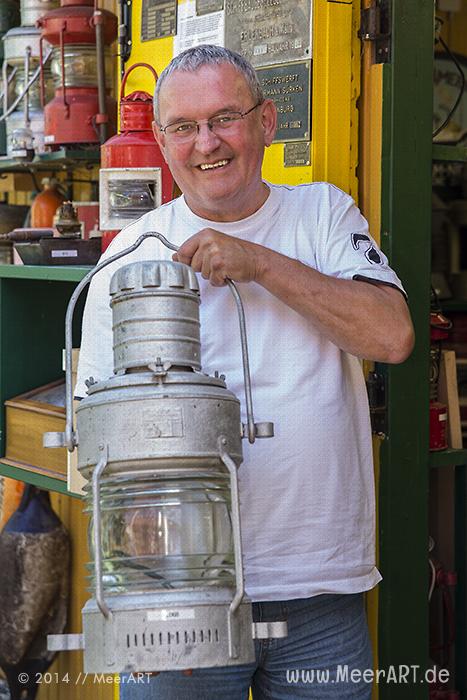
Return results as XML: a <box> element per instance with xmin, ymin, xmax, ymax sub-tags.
<box><xmin>154</xmin><ymin>44</ymin><xmax>264</xmax><ymax>123</ymax></box>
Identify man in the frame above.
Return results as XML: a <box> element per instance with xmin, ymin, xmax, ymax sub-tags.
<box><xmin>76</xmin><ymin>45</ymin><xmax>414</xmax><ymax>699</ymax></box>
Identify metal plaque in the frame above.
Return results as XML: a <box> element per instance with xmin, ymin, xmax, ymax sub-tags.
<box><xmin>141</xmin><ymin>0</ymin><xmax>177</xmax><ymax>41</ymax></box>
<box><xmin>284</xmin><ymin>141</ymin><xmax>311</xmax><ymax>167</ymax></box>
<box><xmin>256</xmin><ymin>61</ymin><xmax>311</xmax><ymax>142</ymax></box>
<box><xmin>196</xmin><ymin>0</ymin><xmax>225</xmax><ymax>15</ymax></box>
<box><xmin>224</xmin><ymin>0</ymin><xmax>312</xmax><ymax>68</ymax></box>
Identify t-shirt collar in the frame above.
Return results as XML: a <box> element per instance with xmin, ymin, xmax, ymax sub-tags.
<box><xmin>176</xmin><ymin>181</ymin><xmax>281</xmax><ymax>233</ymax></box>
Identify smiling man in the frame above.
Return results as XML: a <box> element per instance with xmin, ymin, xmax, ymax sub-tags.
<box><xmin>76</xmin><ymin>45</ymin><xmax>414</xmax><ymax>699</ymax></box>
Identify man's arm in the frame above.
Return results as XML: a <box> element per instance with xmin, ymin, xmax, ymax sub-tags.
<box><xmin>174</xmin><ymin>228</ymin><xmax>415</xmax><ymax>364</ymax></box>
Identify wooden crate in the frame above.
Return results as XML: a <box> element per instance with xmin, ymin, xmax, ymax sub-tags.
<box><xmin>4</xmin><ymin>380</ymin><xmax>66</xmax><ymax>480</ymax></box>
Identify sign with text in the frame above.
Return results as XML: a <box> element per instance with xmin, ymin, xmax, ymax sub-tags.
<box><xmin>256</xmin><ymin>61</ymin><xmax>311</xmax><ymax>142</ymax></box>
<box><xmin>225</xmin><ymin>0</ymin><xmax>312</xmax><ymax>68</ymax></box>
<box><xmin>141</xmin><ymin>0</ymin><xmax>178</xmax><ymax>40</ymax></box>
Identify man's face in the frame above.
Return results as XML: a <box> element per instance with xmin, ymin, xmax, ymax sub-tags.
<box><xmin>153</xmin><ymin>63</ymin><xmax>277</xmax><ymax>222</ymax></box>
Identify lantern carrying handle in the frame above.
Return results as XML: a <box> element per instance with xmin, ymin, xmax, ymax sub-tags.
<box><xmin>92</xmin><ymin>445</ymin><xmax>112</xmax><ymax>619</ymax></box>
<box><xmin>45</xmin><ymin>230</ymin><xmax>269</xmax><ymax>453</ymax></box>
<box><xmin>218</xmin><ymin>440</ymin><xmax>245</xmax><ymax>659</ymax></box>
<box><xmin>120</xmin><ymin>62</ymin><xmax>158</xmax><ymax>102</ymax></box>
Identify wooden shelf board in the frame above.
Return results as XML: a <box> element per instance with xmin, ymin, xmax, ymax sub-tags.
<box><xmin>433</xmin><ymin>144</ymin><xmax>467</xmax><ymax>162</ymax></box>
<box><xmin>429</xmin><ymin>448</ymin><xmax>467</xmax><ymax>468</ymax></box>
<box><xmin>0</xmin><ymin>264</ymin><xmax>91</xmax><ymax>282</ymax></box>
<box><xmin>0</xmin><ymin>458</ymin><xmax>80</xmax><ymax>497</ymax></box>
<box><xmin>441</xmin><ymin>299</ymin><xmax>467</xmax><ymax>312</ymax></box>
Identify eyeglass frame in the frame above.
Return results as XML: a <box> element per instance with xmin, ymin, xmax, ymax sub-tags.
<box><xmin>157</xmin><ymin>101</ymin><xmax>264</xmax><ymax>139</ymax></box>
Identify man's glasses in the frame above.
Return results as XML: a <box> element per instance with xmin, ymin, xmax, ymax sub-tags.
<box><xmin>158</xmin><ymin>102</ymin><xmax>263</xmax><ymax>142</ymax></box>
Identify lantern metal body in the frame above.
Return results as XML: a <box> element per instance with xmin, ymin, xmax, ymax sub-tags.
<box><xmin>45</xmin><ymin>233</ymin><xmax>286</xmax><ymax>673</ymax></box>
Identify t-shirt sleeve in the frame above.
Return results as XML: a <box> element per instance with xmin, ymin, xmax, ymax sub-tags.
<box><xmin>316</xmin><ymin>185</ymin><xmax>407</xmax><ymax>298</ymax></box>
<box><xmin>74</xmin><ymin>262</ymin><xmax>114</xmax><ymax>399</ymax></box>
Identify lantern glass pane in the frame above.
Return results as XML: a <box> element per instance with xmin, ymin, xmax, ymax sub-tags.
<box><xmin>86</xmin><ymin>473</ymin><xmax>235</xmax><ymax>593</ymax></box>
<box><xmin>50</xmin><ymin>45</ymin><xmax>113</xmax><ymax>88</ymax></box>
<box><xmin>108</xmin><ymin>180</ymin><xmax>157</xmax><ymax>220</ymax></box>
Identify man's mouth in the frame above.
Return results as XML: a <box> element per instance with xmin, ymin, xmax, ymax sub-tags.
<box><xmin>198</xmin><ymin>159</ymin><xmax>230</xmax><ymax>171</ymax></box>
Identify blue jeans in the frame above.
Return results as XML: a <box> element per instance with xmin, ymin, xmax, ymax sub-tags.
<box><xmin>120</xmin><ymin>593</ymin><xmax>372</xmax><ymax>699</ymax></box>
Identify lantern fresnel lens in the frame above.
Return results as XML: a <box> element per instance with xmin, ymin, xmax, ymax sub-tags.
<box><xmin>45</xmin><ymin>232</ymin><xmax>287</xmax><ymax>672</ymax></box>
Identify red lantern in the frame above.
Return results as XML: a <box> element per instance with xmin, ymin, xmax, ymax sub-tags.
<box><xmin>100</xmin><ymin>63</ymin><xmax>174</xmax><ymax>251</ymax></box>
<box><xmin>37</xmin><ymin>0</ymin><xmax>118</xmax><ymax>147</ymax></box>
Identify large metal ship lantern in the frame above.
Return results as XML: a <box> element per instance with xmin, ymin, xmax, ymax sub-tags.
<box><xmin>45</xmin><ymin>233</ymin><xmax>287</xmax><ymax>673</ymax></box>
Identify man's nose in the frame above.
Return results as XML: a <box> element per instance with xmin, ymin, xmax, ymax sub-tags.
<box><xmin>194</xmin><ymin>122</ymin><xmax>221</xmax><ymax>153</ymax></box>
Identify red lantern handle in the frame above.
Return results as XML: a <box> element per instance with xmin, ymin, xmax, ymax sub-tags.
<box><xmin>120</xmin><ymin>62</ymin><xmax>158</xmax><ymax>101</ymax></box>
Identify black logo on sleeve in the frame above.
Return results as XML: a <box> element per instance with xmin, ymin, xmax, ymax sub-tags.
<box><xmin>351</xmin><ymin>233</ymin><xmax>382</xmax><ymax>265</ymax></box>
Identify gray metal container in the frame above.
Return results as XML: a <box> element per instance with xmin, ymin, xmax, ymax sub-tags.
<box><xmin>76</xmin><ymin>372</ymin><xmax>242</xmax><ymax>480</ymax></box>
<box><xmin>110</xmin><ymin>261</ymin><xmax>202</xmax><ymax>373</ymax></box>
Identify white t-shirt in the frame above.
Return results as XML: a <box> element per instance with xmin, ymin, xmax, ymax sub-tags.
<box><xmin>76</xmin><ymin>182</ymin><xmax>405</xmax><ymax>601</ymax></box>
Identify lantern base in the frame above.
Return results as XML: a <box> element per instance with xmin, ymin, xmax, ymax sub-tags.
<box><xmin>81</xmin><ymin>589</ymin><xmax>256</xmax><ymax>673</ymax></box>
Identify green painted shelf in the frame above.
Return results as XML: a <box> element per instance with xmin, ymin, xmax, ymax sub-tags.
<box><xmin>429</xmin><ymin>448</ymin><xmax>467</xmax><ymax>468</ymax></box>
<box><xmin>0</xmin><ymin>147</ymin><xmax>100</xmax><ymax>173</ymax></box>
<box><xmin>0</xmin><ymin>264</ymin><xmax>91</xmax><ymax>282</ymax></box>
<box><xmin>441</xmin><ymin>299</ymin><xmax>467</xmax><ymax>312</ymax></box>
<box><xmin>432</xmin><ymin>144</ymin><xmax>467</xmax><ymax>163</ymax></box>
<box><xmin>0</xmin><ymin>460</ymin><xmax>81</xmax><ymax>498</ymax></box>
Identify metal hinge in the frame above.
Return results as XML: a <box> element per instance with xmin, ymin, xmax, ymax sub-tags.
<box><xmin>366</xmin><ymin>370</ymin><xmax>387</xmax><ymax>437</ymax></box>
<box><xmin>118</xmin><ymin>0</ymin><xmax>132</xmax><ymax>78</ymax></box>
<box><xmin>358</xmin><ymin>1</ymin><xmax>391</xmax><ymax>64</ymax></box>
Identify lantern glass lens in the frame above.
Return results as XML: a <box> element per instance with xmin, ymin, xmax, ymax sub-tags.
<box><xmin>50</xmin><ymin>46</ymin><xmax>113</xmax><ymax>88</ymax></box>
<box><xmin>108</xmin><ymin>180</ymin><xmax>157</xmax><ymax>220</ymax></box>
<box><xmin>87</xmin><ymin>473</ymin><xmax>235</xmax><ymax>593</ymax></box>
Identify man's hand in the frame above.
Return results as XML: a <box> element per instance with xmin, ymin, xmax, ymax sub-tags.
<box><xmin>173</xmin><ymin>229</ymin><xmax>262</xmax><ymax>286</ymax></box>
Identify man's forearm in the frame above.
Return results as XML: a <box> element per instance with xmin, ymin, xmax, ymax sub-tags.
<box><xmin>255</xmin><ymin>245</ymin><xmax>415</xmax><ymax>363</ymax></box>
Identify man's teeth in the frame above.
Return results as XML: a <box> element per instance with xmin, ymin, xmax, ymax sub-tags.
<box><xmin>199</xmin><ymin>160</ymin><xmax>229</xmax><ymax>170</ymax></box>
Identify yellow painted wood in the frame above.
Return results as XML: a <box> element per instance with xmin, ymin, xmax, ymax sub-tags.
<box><xmin>438</xmin><ymin>6</ymin><xmax>467</xmax><ymax>53</ymax></box>
<box><xmin>262</xmin><ymin>0</ymin><xmax>360</xmax><ymax>196</ymax></box>
<box><xmin>36</xmin><ymin>494</ymin><xmax>115</xmax><ymax>700</ymax></box>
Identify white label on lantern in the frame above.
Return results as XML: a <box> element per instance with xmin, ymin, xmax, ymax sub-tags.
<box><xmin>51</xmin><ymin>250</ymin><xmax>78</xmax><ymax>258</ymax></box>
<box><xmin>147</xmin><ymin>609</ymin><xmax>196</xmax><ymax>622</ymax></box>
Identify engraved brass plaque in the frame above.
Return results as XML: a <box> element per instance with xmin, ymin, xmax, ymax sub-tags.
<box><xmin>141</xmin><ymin>0</ymin><xmax>178</xmax><ymax>41</ymax></box>
<box><xmin>284</xmin><ymin>141</ymin><xmax>311</xmax><ymax>167</ymax></box>
<box><xmin>196</xmin><ymin>0</ymin><xmax>225</xmax><ymax>14</ymax></box>
<box><xmin>225</xmin><ymin>0</ymin><xmax>312</xmax><ymax>68</ymax></box>
<box><xmin>257</xmin><ymin>61</ymin><xmax>311</xmax><ymax>142</ymax></box>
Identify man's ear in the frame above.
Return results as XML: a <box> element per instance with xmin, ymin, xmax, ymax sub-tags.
<box><xmin>260</xmin><ymin>99</ymin><xmax>277</xmax><ymax>147</ymax></box>
<box><xmin>153</xmin><ymin>121</ymin><xmax>168</xmax><ymax>163</ymax></box>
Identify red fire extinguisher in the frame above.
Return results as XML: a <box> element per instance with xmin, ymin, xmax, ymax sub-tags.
<box><xmin>99</xmin><ymin>62</ymin><xmax>174</xmax><ymax>251</ymax></box>
<box><xmin>429</xmin><ymin>310</ymin><xmax>451</xmax><ymax>451</ymax></box>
